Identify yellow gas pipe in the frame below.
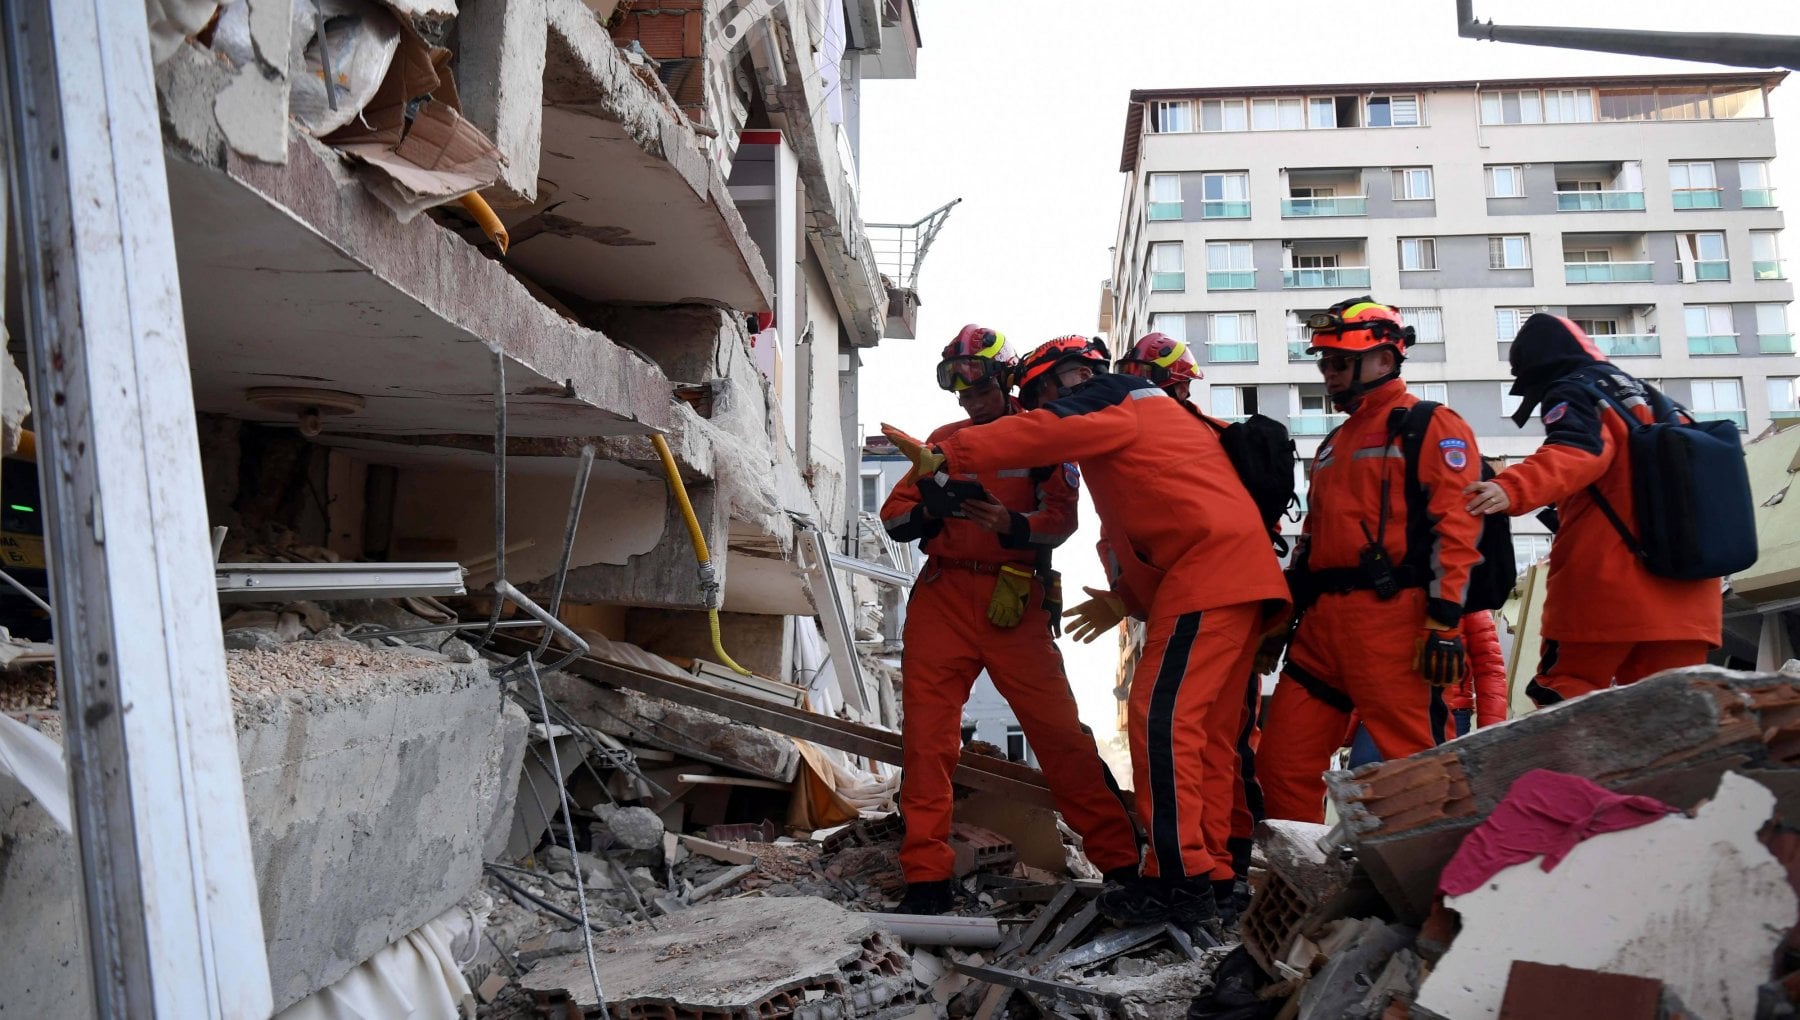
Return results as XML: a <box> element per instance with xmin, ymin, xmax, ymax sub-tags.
<box><xmin>650</xmin><ymin>433</ymin><xmax>751</xmax><ymax>675</ymax></box>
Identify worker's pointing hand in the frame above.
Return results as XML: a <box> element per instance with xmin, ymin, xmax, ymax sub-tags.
<box><xmin>1463</xmin><ymin>480</ymin><xmax>1511</xmax><ymax>516</ymax></box>
<box><xmin>881</xmin><ymin>423</ymin><xmax>946</xmax><ymax>482</ymax></box>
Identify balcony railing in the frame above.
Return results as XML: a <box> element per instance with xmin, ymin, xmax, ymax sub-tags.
<box><xmin>1207</xmin><ymin>342</ymin><xmax>1259</xmax><ymax>363</ymax></box>
<box><xmin>1744</xmin><ymin>188</ymin><xmax>1778</xmax><ymax>208</ymax></box>
<box><xmin>1148</xmin><ymin>201</ymin><xmax>1183</xmax><ymax>221</ymax></box>
<box><xmin>1563</xmin><ymin>261</ymin><xmax>1653</xmax><ymax>284</ymax></box>
<box><xmin>1590</xmin><ymin>334</ymin><xmax>1661</xmax><ymax>357</ymax></box>
<box><xmin>1755</xmin><ymin>259</ymin><xmax>1786</xmax><ymax>280</ymax></box>
<box><xmin>1759</xmin><ymin>333</ymin><xmax>1796</xmax><ymax>355</ymax></box>
<box><xmin>1150</xmin><ymin>271</ymin><xmax>1186</xmax><ymax>292</ymax></box>
<box><xmin>1201</xmin><ymin>199</ymin><xmax>1251</xmax><ymax>219</ymax></box>
<box><xmin>1554</xmin><ymin>190</ymin><xmax>1645</xmax><ymax>211</ymax></box>
<box><xmin>1290</xmin><ymin>411</ymin><xmax>1348</xmax><ymax>436</ymax></box>
<box><xmin>1283</xmin><ymin>266</ymin><xmax>1371</xmax><ymax>289</ymax></box>
<box><xmin>1281</xmin><ymin>196</ymin><xmax>1367</xmax><ymax>217</ymax></box>
<box><xmin>1288</xmin><ymin>340</ymin><xmax>1312</xmax><ymax>361</ymax></box>
<box><xmin>1206</xmin><ymin>269</ymin><xmax>1255</xmax><ymax>290</ymax></box>
<box><xmin>1774</xmin><ymin>407</ymin><xmax>1800</xmax><ymax>422</ymax></box>
<box><xmin>1690</xmin><ymin>260</ymin><xmax>1730</xmax><ymax>282</ymax></box>
<box><xmin>1673</xmin><ymin>188</ymin><xmax>1723</xmax><ymax>209</ymax></box>
<box><xmin>1687</xmin><ymin>333</ymin><xmax>1739</xmax><ymax>356</ymax></box>
<box><xmin>1693</xmin><ymin>408</ymin><xmax>1748</xmax><ymax>431</ymax></box>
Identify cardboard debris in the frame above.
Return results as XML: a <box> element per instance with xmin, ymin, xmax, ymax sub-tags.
<box><xmin>324</xmin><ymin>16</ymin><xmax>499</xmax><ymax>219</ymax></box>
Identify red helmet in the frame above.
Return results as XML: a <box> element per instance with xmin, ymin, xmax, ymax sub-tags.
<box><xmin>1016</xmin><ymin>335</ymin><xmax>1110</xmax><ymax>407</ymax></box>
<box><xmin>936</xmin><ymin>324</ymin><xmax>1017</xmax><ymax>392</ymax></box>
<box><xmin>1306</xmin><ymin>297</ymin><xmax>1415</xmax><ymax>355</ymax></box>
<box><xmin>1116</xmin><ymin>332</ymin><xmax>1202</xmax><ymax>388</ymax></box>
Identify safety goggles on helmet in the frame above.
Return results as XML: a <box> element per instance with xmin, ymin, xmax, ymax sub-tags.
<box><xmin>1305</xmin><ymin>298</ymin><xmax>1415</xmax><ymax>349</ymax></box>
<box><xmin>936</xmin><ymin>355</ymin><xmax>1010</xmax><ymax>393</ymax></box>
<box><xmin>1016</xmin><ymin>335</ymin><xmax>1110</xmax><ymax>407</ymax></box>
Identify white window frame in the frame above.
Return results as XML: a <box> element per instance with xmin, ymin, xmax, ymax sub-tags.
<box><xmin>1401</xmin><ymin>306</ymin><xmax>1443</xmax><ymax>344</ymax></box>
<box><xmin>1408</xmin><ymin>382</ymin><xmax>1449</xmax><ymax>403</ymax></box>
<box><xmin>1210</xmin><ymin>384</ymin><xmax>1253</xmax><ymax>418</ymax></box>
<box><xmin>1307</xmin><ymin>96</ymin><xmax>1337</xmax><ymax>129</ymax></box>
<box><xmin>1753</xmin><ymin>230</ymin><xmax>1782</xmax><ymax>262</ymax></box>
<box><xmin>1690</xmin><ymin>231</ymin><xmax>1728</xmax><ymax>262</ymax></box>
<box><xmin>1495</xmin><ymin>306</ymin><xmax>1538</xmax><ymax>341</ymax></box>
<box><xmin>1149</xmin><ymin>172</ymin><xmax>1182</xmax><ymax>205</ymax></box>
<box><xmin>1200</xmin><ymin>98</ymin><xmax>1248</xmax><ymax>132</ymax></box>
<box><xmin>1398</xmin><ymin>237</ymin><xmax>1438</xmax><ymax>271</ymax></box>
<box><xmin>1151</xmin><ymin>100</ymin><xmax>1194</xmax><ymax>133</ymax></box>
<box><xmin>1486</xmin><ymin>165</ymin><xmax>1525</xmax><ymax>198</ymax></box>
<box><xmin>1684</xmin><ymin>303</ymin><xmax>1734</xmax><ymax>336</ymax></box>
<box><xmin>1768</xmin><ymin>376</ymin><xmax>1799</xmax><ymax>414</ymax></box>
<box><xmin>1480</xmin><ymin>89</ymin><xmax>1543</xmax><ymax>125</ymax></box>
<box><xmin>1206</xmin><ymin>240</ymin><xmax>1253</xmax><ymax>271</ymax></box>
<box><xmin>1690</xmin><ymin>378</ymin><xmax>1746</xmax><ymax>415</ymax></box>
<box><xmin>1149</xmin><ymin>312</ymin><xmax>1188</xmax><ymax>343</ymax></box>
<box><xmin>1500</xmin><ymin>384</ymin><xmax>1542</xmax><ymax>420</ymax></box>
<box><xmin>1251</xmin><ymin>97</ymin><xmax>1304</xmax><ymax>131</ymax></box>
<box><xmin>1489</xmin><ymin>235</ymin><xmax>1531</xmax><ymax>269</ymax></box>
<box><xmin>1208</xmin><ymin>311</ymin><xmax>1256</xmax><ymax>345</ymax></box>
<box><xmin>1670</xmin><ymin>161</ymin><xmax>1718</xmax><ymax>191</ymax></box>
<box><xmin>1202</xmin><ymin>171</ymin><xmax>1250</xmax><ymax>202</ymax></box>
<box><xmin>1367</xmin><ymin>93</ymin><xmax>1421</xmax><ymax>128</ymax></box>
<box><xmin>1756</xmin><ymin>303</ymin><xmax>1789</xmax><ymax>336</ymax></box>
<box><xmin>1741</xmin><ymin>160</ymin><xmax>1774</xmax><ymax>190</ymax></box>
<box><xmin>1150</xmin><ymin>242</ymin><xmax>1184</xmax><ymax>273</ymax></box>
<box><xmin>1543</xmin><ymin>88</ymin><xmax>1595</xmax><ymax>123</ymax></box>
<box><xmin>1392</xmin><ymin>167</ymin><xmax>1434</xmax><ymax>200</ymax></box>
<box><xmin>1294</xmin><ymin>383</ymin><xmax>1333</xmax><ymax>415</ymax></box>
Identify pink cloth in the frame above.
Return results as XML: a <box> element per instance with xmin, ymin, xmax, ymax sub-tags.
<box><xmin>1439</xmin><ymin>769</ymin><xmax>1680</xmax><ymax>896</ymax></box>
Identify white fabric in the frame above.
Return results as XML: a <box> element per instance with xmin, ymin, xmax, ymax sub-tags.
<box><xmin>0</xmin><ymin>713</ymin><xmax>70</xmax><ymax>831</ymax></box>
<box><xmin>274</xmin><ymin>905</ymin><xmax>480</xmax><ymax>1020</ymax></box>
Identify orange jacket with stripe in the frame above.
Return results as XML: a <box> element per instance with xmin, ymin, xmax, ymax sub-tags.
<box><xmin>935</xmin><ymin>374</ymin><xmax>1287</xmax><ymax>618</ymax></box>
<box><xmin>1304</xmin><ymin>380</ymin><xmax>1484</xmax><ymax>629</ymax></box>
<box><xmin>1491</xmin><ymin>374</ymin><xmax>1723</xmax><ymax>646</ymax></box>
<box><xmin>879</xmin><ymin>417</ymin><xmax>1080</xmax><ymax>567</ymax></box>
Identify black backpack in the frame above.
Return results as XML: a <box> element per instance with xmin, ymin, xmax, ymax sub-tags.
<box><xmin>1193</xmin><ymin>410</ymin><xmax>1299</xmax><ymax>555</ymax></box>
<box><xmin>1392</xmin><ymin>402</ymin><xmax>1518</xmax><ymax>613</ymax></box>
<box><xmin>1582</xmin><ymin>375</ymin><xmax>1758</xmax><ymax>580</ymax></box>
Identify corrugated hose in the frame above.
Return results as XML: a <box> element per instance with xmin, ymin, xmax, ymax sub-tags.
<box><xmin>650</xmin><ymin>433</ymin><xmax>752</xmax><ymax>676</ymax></box>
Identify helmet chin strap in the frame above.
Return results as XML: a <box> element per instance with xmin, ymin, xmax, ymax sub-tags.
<box><xmin>1328</xmin><ymin>352</ymin><xmax>1403</xmax><ymax>411</ymax></box>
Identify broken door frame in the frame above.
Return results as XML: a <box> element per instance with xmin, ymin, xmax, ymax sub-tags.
<box><xmin>1</xmin><ymin>2</ymin><xmax>273</xmax><ymax>1015</ymax></box>
<box><xmin>799</xmin><ymin>526</ymin><xmax>883</xmax><ymax>721</ymax></box>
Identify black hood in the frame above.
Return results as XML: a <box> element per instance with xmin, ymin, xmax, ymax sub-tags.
<box><xmin>1507</xmin><ymin>314</ymin><xmax>1608</xmax><ymax>426</ymax></box>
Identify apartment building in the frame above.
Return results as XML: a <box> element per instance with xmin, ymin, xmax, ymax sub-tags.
<box><xmin>1106</xmin><ymin>71</ymin><xmax>1796</xmax><ymax>570</ymax></box>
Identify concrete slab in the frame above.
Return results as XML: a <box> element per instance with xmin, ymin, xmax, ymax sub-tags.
<box><xmin>520</xmin><ymin>896</ymin><xmax>917</xmax><ymax>1016</ymax></box>
<box><xmin>160</xmin><ymin>133</ymin><xmax>673</xmax><ymax>441</ymax></box>
<box><xmin>1417</xmin><ymin>772</ymin><xmax>1794</xmax><ymax>1020</ymax></box>
<box><xmin>543</xmin><ymin>669</ymin><xmax>801</xmax><ymax>783</ymax></box>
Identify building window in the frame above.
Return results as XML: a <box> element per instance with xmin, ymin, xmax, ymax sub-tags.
<box><xmin>1401</xmin><ymin>307</ymin><xmax>1443</xmax><ymax>344</ymax></box>
<box><xmin>1757</xmin><ymin>303</ymin><xmax>1793</xmax><ymax>354</ymax></box>
<box><xmin>1307</xmin><ymin>96</ymin><xmax>1337</xmax><ymax>128</ymax></box>
<box><xmin>1150</xmin><ymin>312</ymin><xmax>1187</xmax><ymax>343</ymax></box>
<box><xmin>1512</xmin><ymin>535</ymin><xmax>1553</xmax><ymax>566</ymax></box>
<box><xmin>1670</xmin><ymin>161</ymin><xmax>1720</xmax><ymax>208</ymax></box>
<box><xmin>1753</xmin><ymin>231</ymin><xmax>1784</xmax><ymax>280</ymax></box>
<box><xmin>1480</xmin><ymin>89</ymin><xmax>1542</xmax><ymax>125</ymax></box>
<box><xmin>1678</xmin><ymin>231</ymin><xmax>1729</xmax><ymax>282</ymax></box>
<box><xmin>1543</xmin><ymin>88</ymin><xmax>1595</xmax><ymax>123</ymax></box>
<box><xmin>1500</xmin><ymin>384</ymin><xmax>1542</xmax><ymax>420</ymax></box>
<box><xmin>1208</xmin><ymin>312</ymin><xmax>1258</xmax><ymax>363</ymax></box>
<box><xmin>1201</xmin><ymin>98</ymin><xmax>1248</xmax><ymax>132</ymax></box>
<box><xmin>1398</xmin><ymin>238</ymin><xmax>1437</xmax><ymax>271</ymax></box>
<box><xmin>1598</xmin><ymin>88</ymin><xmax>1657</xmax><ymax>122</ymax></box>
<box><xmin>1489</xmin><ymin>236</ymin><xmax>1531</xmax><ymax>269</ymax></box>
<box><xmin>1495</xmin><ymin>306</ymin><xmax>1538</xmax><ymax>340</ymax></box>
<box><xmin>1685</xmin><ymin>304</ymin><xmax>1738</xmax><ymax>355</ymax></box>
<box><xmin>1148</xmin><ymin>173</ymin><xmax>1183</xmax><ymax>220</ymax></box>
<box><xmin>1486</xmin><ymin>165</ymin><xmax>1525</xmax><ymax>198</ymax></box>
<box><xmin>860</xmin><ymin>473</ymin><xmax>881</xmax><ymax>509</ymax></box>
<box><xmin>1769</xmin><ymin>377</ymin><xmax>1800</xmax><ymax>419</ymax></box>
<box><xmin>1654</xmin><ymin>88</ymin><xmax>1710</xmax><ymax>120</ymax></box>
<box><xmin>1209</xmin><ymin>384</ymin><xmax>1258</xmax><ymax>421</ymax></box>
<box><xmin>1690</xmin><ymin>378</ymin><xmax>1748</xmax><ymax>431</ymax></box>
<box><xmin>1251</xmin><ymin>97</ymin><xmax>1304</xmax><ymax>130</ymax></box>
<box><xmin>1392</xmin><ymin>167</ymin><xmax>1434</xmax><ymax>200</ymax></box>
<box><xmin>1713</xmin><ymin>84</ymin><xmax>1766</xmax><ymax>119</ymax></box>
<box><xmin>1742</xmin><ymin>161</ymin><xmax>1776</xmax><ymax>207</ymax></box>
<box><xmin>1201</xmin><ymin>172</ymin><xmax>1251</xmax><ymax>218</ymax></box>
<box><xmin>1149</xmin><ymin>242</ymin><xmax>1184</xmax><ymax>291</ymax></box>
<box><xmin>1005</xmin><ymin>725</ymin><xmax>1028</xmax><ymax>762</ymax></box>
<box><xmin>1367</xmin><ymin>94</ymin><xmax>1421</xmax><ymax>127</ymax></box>
<box><xmin>1408</xmin><ymin>382</ymin><xmax>1448</xmax><ymax>403</ymax></box>
<box><xmin>1206</xmin><ymin>241</ymin><xmax>1255</xmax><ymax>289</ymax></box>
<box><xmin>1150</xmin><ymin>100</ymin><xmax>1193</xmax><ymax>133</ymax></box>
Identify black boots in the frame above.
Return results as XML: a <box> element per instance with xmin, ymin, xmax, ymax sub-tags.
<box><xmin>1096</xmin><ymin>873</ymin><xmax>1218</xmax><ymax>926</ymax></box>
<box><xmin>893</xmin><ymin>879</ymin><xmax>955</xmax><ymax>915</ymax></box>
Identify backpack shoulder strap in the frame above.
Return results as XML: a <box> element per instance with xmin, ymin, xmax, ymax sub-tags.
<box><xmin>1395</xmin><ymin>401</ymin><xmax>1440</xmax><ymax>571</ymax></box>
<box><xmin>1577</xmin><ymin>379</ymin><xmax>1650</xmax><ymax>560</ymax></box>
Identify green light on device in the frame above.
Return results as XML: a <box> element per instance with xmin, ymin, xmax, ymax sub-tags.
<box><xmin>8</xmin><ymin>505</ymin><xmax>33</xmax><ymax>513</ymax></box>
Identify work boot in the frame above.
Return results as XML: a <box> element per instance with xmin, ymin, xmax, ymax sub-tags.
<box><xmin>1212</xmin><ymin>878</ymin><xmax>1251</xmax><ymax>928</ymax></box>
<box><xmin>893</xmin><ymin>879</ymin><xmax>954</xmax><ymax>915</ymax></box>
<box><xmin>1097</xmin><ymin>875</ymin><xmax>1217</xmax><ymax>926</ymax></box>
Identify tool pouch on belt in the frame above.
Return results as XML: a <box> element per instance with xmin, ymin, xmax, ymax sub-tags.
<box><xmin>988</xmin><ymin>565</ymin><xmax>1034</xmax><ymax>629</ymax></box>
<box><xmin>1039</xmin><ymin>568</ymin><xmax>1064</xmax><ymax>637</ymax></box>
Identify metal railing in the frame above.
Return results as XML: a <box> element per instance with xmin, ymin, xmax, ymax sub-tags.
<box><xmin>1282</xmin><ymin>266</ymin><xmax>1370</xmax><ymax>289</ymax></box>
<box><xmin>1555</xmin><ymin>190</ymin><xmax>1645</xmax><ymax>211</ymax></box>
<box><xmin>1282</xmin><ymin>195</ymin><xmax>1367</xmax><ymax>217</ymax></box>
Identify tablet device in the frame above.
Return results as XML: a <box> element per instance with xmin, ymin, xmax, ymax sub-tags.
<box><xmin>917</xmin><ymin>477</ymin><xmax>991</xmax><ymax>518</ymax></box>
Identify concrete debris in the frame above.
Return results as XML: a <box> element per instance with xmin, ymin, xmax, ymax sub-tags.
<box><xmin>596</xmin><ymin>803</ymin><xmax>666</xmax><ymax>850</ymax></box>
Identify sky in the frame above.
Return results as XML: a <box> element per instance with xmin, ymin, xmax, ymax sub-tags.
<box><xmin>850</xmin><ymin>0</ymin><xmax>1800</xmax><ymax>742</ymax></box>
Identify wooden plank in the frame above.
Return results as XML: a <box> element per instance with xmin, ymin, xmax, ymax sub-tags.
<box><xmin>496</xmin><ymin>637</ymin><xmax>1055</xmax><ymax>806</ymax></box>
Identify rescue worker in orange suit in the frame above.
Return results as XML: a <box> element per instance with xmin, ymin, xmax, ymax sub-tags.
<box><xmin>883</xmin><ymin>334</ymin><xmax>1288</xmax><ymax>927</ymax></box>
<box><xmin>1463</xmin><ymin>314</ymin><xmax>1720</xmax><ymax>703</ymax></box>
<box><xmin>1345</xmin><ymin>607</ymin><xmax>1509</xmax><ymax>766</ymax></box>
<box><xmin>879</xmin><ymin>325</ymin><xmax>1140</xmax><ymax>916</ymax></box>
<box><xmin>1108</xmin><ymin>332</ymin><xmax>1264</xmax><ymax>916</ymax></box>
<box><xmin>1258</xmin><ymin>299</ymin><xmax>1485</xmax><ymax>824</ymax></box>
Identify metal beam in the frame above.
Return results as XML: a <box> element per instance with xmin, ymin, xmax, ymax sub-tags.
<box><xmin>1455</xmin><ymin>0</ymin><xmax>1800</xmax><ymax>70</ymax></box>
<box><xmin>214</xmin><ymin>561</ymin><xmax>466</xmax><ymax>602</ymax></box>
<box><xmin>493</xmin><ymin>634</ymin><xmax>1056</xmax><ymax>806</ymax></box>
<box><xmin>828</xmin><ymin>551</ymin><xmax>915</xmax><ymax>588</ymax></box>
<box><xmin>0</xmin><ymin>1</ymin><xmax>272</xmax><ymax>1015</ymax></box>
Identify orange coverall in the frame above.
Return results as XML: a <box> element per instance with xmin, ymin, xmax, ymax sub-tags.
<box><xmin>881</xmin><ymin>418</ymin><xmax>1138</xmax><ymax>883</ymax></box>
<box><xmin>935</xmin><ymin>374</ymin><xmax>1288</xmax><ymax>881</ymax></box>
<box><xmin>1492</xmin><ymin>355</ymin><xmax>1720</xmax><ymax>702</ymax></box>
<box><xmin>1260</xmin><ymin>380</ymin><xmax>1485</xmax><ymax>823</ymax></box>
<box><xmin>1440</xmin><ymin>609</ymin><xmax>1509</xmax><ymax>726</ymax></box>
